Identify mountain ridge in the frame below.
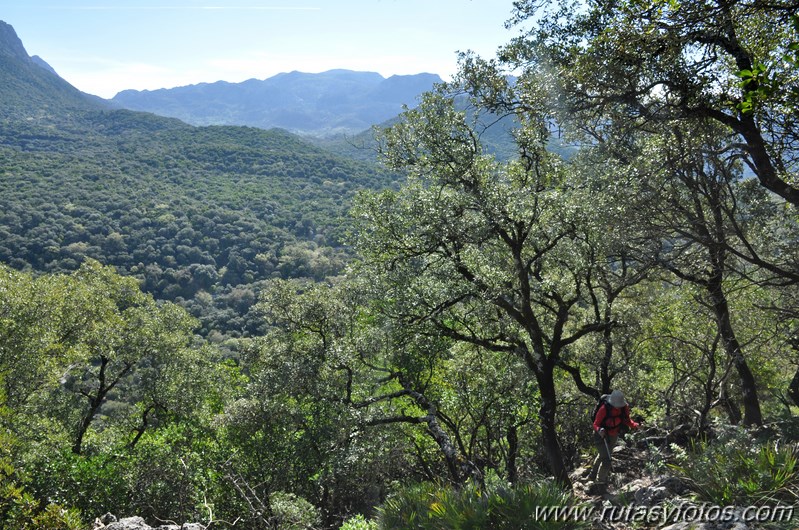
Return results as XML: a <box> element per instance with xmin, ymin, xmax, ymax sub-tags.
<box><xmin>0</xmin><ymin>21</ymin><xmax>112</xmax><ymax>121</ymax></box>
<box><xmin>112</xmin><ymin>68</ymin><xmax>442</xmax><ymax>136</ymax></box>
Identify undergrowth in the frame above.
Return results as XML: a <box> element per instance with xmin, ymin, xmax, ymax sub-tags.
<box><xmin>375</xmin><ymin>477</ymin><xmax>590</xmax><ymax>529</ymax></box>
<box><xmin>669</xmin><ymin>424</ymin><xmax>799</xmax><ymax>507</ymax></box>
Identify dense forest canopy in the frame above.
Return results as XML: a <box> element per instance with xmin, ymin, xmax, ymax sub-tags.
<box><xmin>0</xmin><ymin>110</ymin><xmax>394</xmax><ymax>341</ymax></box>
<box><xmin>1</xmin><ymin>2</ymin><xmax>799</xmax><ymax>529</ymax></box>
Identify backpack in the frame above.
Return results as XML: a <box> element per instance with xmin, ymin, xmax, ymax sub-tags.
<box><xmin>592</xmin><ymin>394</ymin><xmax>629</xmax><ymax>429</ymax></box>
<box><xmin>592</xmin><ymin>394</ymin><xmax>610</xmax><ymax>424</ymax></box>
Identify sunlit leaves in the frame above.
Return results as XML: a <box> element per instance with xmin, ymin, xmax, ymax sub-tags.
<box><xmin>0</xmin><ymin>260</ymin><xmax>200</xmax><ymax>453</ymax></box>
<box><xmin>509</xmin><ymin>0</ymin><xmax>799</xmax><ymax>205</ymax></box>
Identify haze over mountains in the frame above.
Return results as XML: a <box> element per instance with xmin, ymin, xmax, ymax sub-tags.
<box><xmin>112</xmin><ymin>70</ymin><xmax>443</xmax><ymax>136</ymax></box>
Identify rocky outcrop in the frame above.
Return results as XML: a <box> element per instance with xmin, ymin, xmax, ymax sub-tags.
<box><xmin>92</xmin><ymin>514</ymin><xmax>205</xmax><ymax>530</ymax></box>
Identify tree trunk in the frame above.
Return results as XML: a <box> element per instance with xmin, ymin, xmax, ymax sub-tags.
<box><xmin>788</xmin><ymin>368</ymin><xmax>799</xmax><ymax>408</ymax></box>
<box><xmin>537</xmin><ymin>366</ymin><xmax>572</xmax><ymax>489</ymax></box>
<box><xmin>698</xmin><ymin>339</ymin><xmax>718</xmax><ymax>431</ymax></box>
<box><xmin>128</xmin><ymin>403</ymin><xmax>157</xmax><ymax>450</ymax></box>
<box><xmin>707</xmin><ymin>277</ymin><xmax>762</xmax><ymax>425</ymax></box>
<box><xmin>600</xmin><ymin>314</ymin><xmax>613</xmax><ymax>394</ymax></box>
<box><xmin>72</xmin><ymin>356</ymin><xmax>133</xmax><ymax>454</ymax></box>
<box><xmin>73</xmin><ymin>357</ymin><xmax>111</xmax><ymax>455</ymax></box>
<box><xmin>718</xmin><ymin>385</ymin><xmax>742</xmax><ymax>425</ymax></box>
<box><xmin>73</xmin><ymin>397</ymin><xmax>103</xmax><ymax>455</ymax></box>
<box><xmin>506</xmin><ymin>424</ymin><xmax>518</xmax><ymax>485</ymax></box>
<box><xmin>402</xmin><ymin>379</ymin><xmax>480</xmax><ymax>485</ymax></box>
<box><xmin>736</xmin><ymin>114</ymin><xmax>799</xmax><ymax>207</ymax></box>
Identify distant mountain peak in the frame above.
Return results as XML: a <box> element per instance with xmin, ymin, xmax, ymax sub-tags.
<box><xmin>0</xmin><ymin>20</ymin><xmax>110</xmax><ymax>119</ymax></box>
<box><xmin>0</xmin><ymin>20</ymin><xmax>31</xmax><ymax>61</ymax></box>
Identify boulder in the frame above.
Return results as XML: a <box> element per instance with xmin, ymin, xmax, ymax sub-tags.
<box><xmin>633</xmin><ymin>485</ymin><xmax>670</xmax><ymax>505</ymax></box>
<box><xmin>99</xmin><ymin>514</ymin><xmax>118</xmax><ymax>525</ymax></box>
<box><xmin>569</xmin><ymin>465</ymin><xmax>591</xmax><ymax>481</ymax></box>
<box><xmin>104</xmin><ymin>517</ymin><xmax>152</xmax><ymax>530</ymax></box>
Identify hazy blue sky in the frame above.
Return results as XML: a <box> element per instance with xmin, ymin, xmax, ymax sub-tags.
<box><xmin>2</xmin><ymin>1</ymin><xmax>521</xmax><ymax>98</ymax></box>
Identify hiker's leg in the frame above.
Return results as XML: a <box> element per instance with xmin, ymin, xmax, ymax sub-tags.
<box><xmin>589</xmin><ymin>451</ymin><xmax>600</xmax><ymax>481</ymax></box>
<box><xmin>590</xmin><ymin>433</ymin><xmax>606</xmax><ymax>481</ymax></box>
<box><xmin>596</xmin><ymin>435</ymin><xmax>617</xmax><ymax>483</ymax></box>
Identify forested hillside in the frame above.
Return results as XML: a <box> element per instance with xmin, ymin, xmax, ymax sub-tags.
<box><xmin>2</xmin><ymin>3</ymin><xmax>799</xmax><ymax>530</ymax></box>
<box><xmin>0</xmin><ymin>115</ymin><xmax>390</xmax><ymax>338</ymax></box>
<box><xmin>0</xmin><ymin>22</ymin><xmax>392</xmax><ymax>342</ymax></box>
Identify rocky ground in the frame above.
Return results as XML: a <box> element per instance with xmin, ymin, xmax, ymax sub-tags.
<box><xmin>571</xmin><ymin>435</ymin><xmax>794</xmax><ymax>530</ymax></box>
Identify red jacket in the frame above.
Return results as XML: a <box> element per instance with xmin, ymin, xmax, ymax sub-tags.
<box><xmin>593</xmin><ymin>404</ymin><xmax>638</xmax><ymax>437</ymax></box>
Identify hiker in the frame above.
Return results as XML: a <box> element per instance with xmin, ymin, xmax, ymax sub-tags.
<box><xmin>589</xmin><ymin>390</ymin><xmax>639</xmax><ymax>484</ymax></box>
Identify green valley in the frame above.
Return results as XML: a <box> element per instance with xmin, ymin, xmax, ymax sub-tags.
<box><xmin>1</xmin><ymin>22</ymin><xmax>392</xmax><ymax>341</ymax></box>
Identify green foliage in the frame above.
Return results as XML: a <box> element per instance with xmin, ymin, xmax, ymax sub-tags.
<box><xmin>0</xmin><ymin>421</ymin><xmax>85</xmax><ymax>530</ymax></box>
<box><xmin>340</xmin><ymin>513</ymin><xmax>379</xmax><ymax>530</ymax></box>
<box><xmin>506</xmin><ymin>0</ymin><xmax>799</xmax><ymax>206</ymax></box>
<box><xmin>26</xmin><ymin>505</ymin><xmax>85</xmax><ymax>530</ymax></box>
<box><xmin>353</xmin><ymin>72</ymin><xmax>656</xmax><ymax>486</ymax></box>
<box><xmin>118</xmin><ymin>423</ymin><xmax>221</xmax><ymax>523</ymax></box>
<box><xmin>3</xmin><ymin>6</ymin><xmax>799</xmax><ymax>528</ymax></box>
<box><xmin>270</xmin><ymin>491</ymin><xmax>320</xmax><ymax>530</ymax></box>
<box><xmin>19</xmin><ymin>416</ymin><xmax>239</xmax><ymax>525</ymax></box>
<box><xmin>0</xmin><ymin>262</ymin><xmax>236</xmax><ymax>525</ymax></box>
<box><xmin>670</xmin><ymin>426</ymin><xmax>799</xmax><ymax>506</ymax></box>
<box><xmin>0</xmin><ymin>260</ymin><xmax>202</xmax><ymax>455</ymax></box>
<box><xmin>25</xmin><ymin>449</ymin><xmax>126</xmax><ymax>519</ymax></box>
<box><xmin>377</xmin><ymin>479</ymin><xmax>589</xmax><ymax>530</ymax></box>
<box><xmin>735</xmin><ymin>13</ymin><xmax>799</xmax><ymax>114</ymax></box>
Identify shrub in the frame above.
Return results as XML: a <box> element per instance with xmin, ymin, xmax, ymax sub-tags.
<box><xmin>670</xmin><ymin>425</ymin><xmax>799</xmax><ymax>506</ymax></box>
<box><xmin>24</xmin><ymin>448</ymin><xmax>127</xmax><ymax>520</ymax></box>
<box><xmin>340</xmin><ymin>513</ymin><xmax>379</xmax><ymax>530</ymax></box>
<box><xmin>377</xmin><ymin>479</ymin><xmax>590</xmax><ymax>529</ymax></box>
<box><xmin>270</xmin><ymin>491</ymin><xmax>320</xmax><ymax>529</ymax></box>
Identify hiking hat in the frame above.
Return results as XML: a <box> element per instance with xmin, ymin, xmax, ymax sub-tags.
<box><xmin>608</xmin><ymin>390</ymin><xmax>627</xmax><ymax>408</ymax></box>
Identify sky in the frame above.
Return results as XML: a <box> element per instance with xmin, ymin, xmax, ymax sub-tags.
<box><xmin>1</xmin><ymin>0</ymin><xmax>522</xmax><ymax>99</ymax></box>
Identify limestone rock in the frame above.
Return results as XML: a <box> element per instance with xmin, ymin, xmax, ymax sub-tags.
<box><xmin>104</xmin><ymin>516</ymin><xmax>152</xmax><ymax>530</ymax></box>
<box><xmin>93</xmin><ymin>515</ymin><xmax>206</xmax><ymax>530</ymax></box>
<box><xmin>633</xmin><ymin>485</ymin><xmax>669</xmax><ymax>505</ymax></box>
<box><xmin>99</xmin><ymin>514</ymin><xmax>118</xmax><ymax>525</ymax></box>
<box><xmin>658</xmin><ymin>475</ymin><xmax>690</xmax><ymax>495</ymax></box>
<box><xmin>570</xmin><ymin>465</ymin><xmax>591</xmax><ymax>481</ymax></box>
